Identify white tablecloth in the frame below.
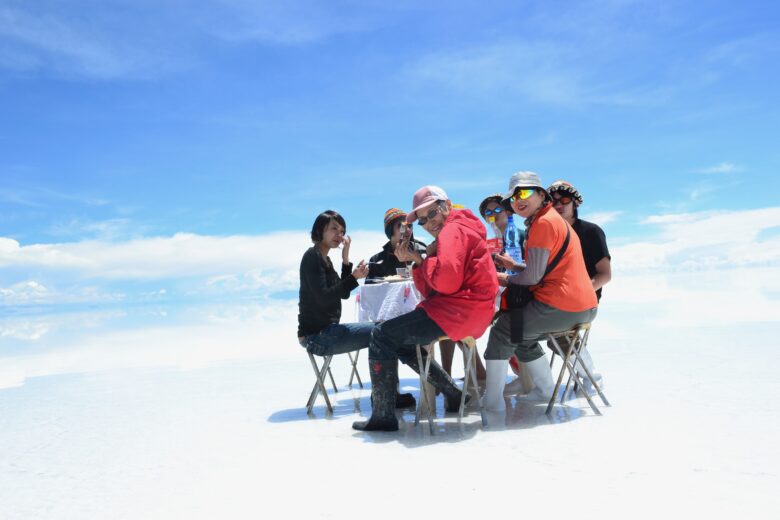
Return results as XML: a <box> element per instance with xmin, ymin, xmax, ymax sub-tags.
<box><xmin>356</xmin><ymin>280</ymin><xmax>423</xmax><ymax>322</ymax></box>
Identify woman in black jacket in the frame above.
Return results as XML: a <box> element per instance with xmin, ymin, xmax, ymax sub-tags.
<box><xmin>297</xmin><ymin>210</ymin><xmax>372</xmax><ymax>355</ymax></box>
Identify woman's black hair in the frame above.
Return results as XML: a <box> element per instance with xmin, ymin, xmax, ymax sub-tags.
<box><xmin>311</xmin><ymin>210</ymin><xmax>346</xmax><ymax>243</ymax></box>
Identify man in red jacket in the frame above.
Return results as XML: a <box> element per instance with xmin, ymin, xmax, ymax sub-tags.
<box><xmin>354</xmin><ymin>186</ymin><xmax>499</xmax><ymax>432</ymax></box>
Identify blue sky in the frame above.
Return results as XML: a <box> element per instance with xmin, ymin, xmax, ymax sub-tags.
<box><xmin>1</xmin><ymin>1</ymin><xmax>780</xmax><ymax>373</ymax></box>
<box><xmin>2</xmin><ymin>0</ymin><xmax>778</xmax><ymax>241</ymax></box>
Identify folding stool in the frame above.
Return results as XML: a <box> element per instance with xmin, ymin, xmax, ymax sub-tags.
<box><xmin>306</xmin><ymin>351</ymin><xmax>364</xmax><ymax>414</ymax></box>
<box><xmin>414</xmin><ymin>336</ymin><xmax>482</xmax><ymax>434</ymax></box>
<box><xmin>545</xmin><ymin>323</ymin><xmax>610</xmax><ymax>416</ymax></box>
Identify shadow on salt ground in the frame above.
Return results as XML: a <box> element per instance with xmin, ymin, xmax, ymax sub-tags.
<box><xmin>267</xmin><ymin>389</ymin><xmax>367</xmax><ymax>423</ymax></box>
<box><xmin>267</xmin><ymin>378</ymin><xmax>591</xmax><ymax>446</ymax></box>
<box><xmin>265</xmin><ymin>376</ymin><xmax>408</xmax><ymax>423</ymax></box>
<box><xmin>481</xmin><ymin>397</ymin><xmax>586</xmax><ymax>433</ymax></box>
<box><xmin>353</xmin><ymin>399</ymin><xmax>482</xmax><ymax>448</ymax></box>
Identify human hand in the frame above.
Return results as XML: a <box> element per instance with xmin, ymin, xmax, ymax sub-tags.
<box><xmin>395</xmin><ymin>244</ymin><xmax>423</xmax><ymax>266</ymax></box>
<box><xmin>494</xmin><ymin>253</ymin><xmax>521</xmax><ymax>272</ymax></box>
<box><xmin>426</xmin><ymin>240</ymin><xmax>438</xmax><ymax>257</ymax></box>
<box><xmin>341</xmin><ymin>235</ymin><xmax>351</xmax><ymax>263</ymax></box>
<box><xmin>497</xmin><ymin>272</ymin><xmax>510</xmax><ymax>287</ymax></box>
<box><xmin>352</xmin><ymin>260</ymin><xmax>369</xmax><ymax>279</ymax></box>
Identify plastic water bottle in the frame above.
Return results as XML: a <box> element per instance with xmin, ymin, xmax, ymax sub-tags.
<box><xmin>504</xmin><ymin>214</ymin><xmax>523</xmax><ymax>275</ymax></box>
<box><xmin>486</xmin><ymin>216</ymin><xmax>503</xmax><ymax>255</ymax></box>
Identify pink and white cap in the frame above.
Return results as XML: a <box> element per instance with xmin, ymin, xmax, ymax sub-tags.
<box><xmin>406</xmin><ymin>185</ymin><xmax>449</xmax><ymax>223</ymax></box>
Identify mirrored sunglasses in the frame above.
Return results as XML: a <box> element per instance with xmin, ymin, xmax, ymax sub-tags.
<box><xmin>484</xmin><ymin>206</ymin><xmax>504</xmax><ymax>217</ymax></box>
<box><xmin>511</xmin><ymin>189</ymin><xmax>536</xmax><ymax>202</ymax></box>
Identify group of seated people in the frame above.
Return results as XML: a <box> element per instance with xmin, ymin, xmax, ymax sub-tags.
<box><xmin>297</xmin><ymin>171</ymin><xmax>611</xmax><ymax>431</ymax></box>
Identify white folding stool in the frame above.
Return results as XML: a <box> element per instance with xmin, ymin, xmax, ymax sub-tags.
<box><xmin>545</xmin><ymin>323</ymin><xmax>610</xmax><ymax>415</ymax></box>
<box><xmin>414</xmin><ymin>336</ymin><xmax>482</xmax><ymax>434</ymax></box>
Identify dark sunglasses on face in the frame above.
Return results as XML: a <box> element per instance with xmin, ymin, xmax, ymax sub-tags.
<box><xmin>484</xmin><ymin>206</ymin><xmax>504</xmax><ymax>217</ymax></box>
<box><xmin>552</xmin><ymin>195</ymin><xmax>573</xmax><ymax>205</ymax></box>
<box><xmin>417</xmin><ymin>205</ymin><xmax>441</xmax><ymax>226</ymax></box>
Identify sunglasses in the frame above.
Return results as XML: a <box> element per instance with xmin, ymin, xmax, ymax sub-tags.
<box><xmin>552</xmin><ymin>195</ymin><xmax>573</xmax><ymax>205</ymax></box>
<box><xmin>417</xmin><ymin>205</ymin><xmax>442</xmax><ymax>226</ymax></box>
<box><xmin>511</xmin><ymin>189</ymin><xmax>536</xmax><ymax>202</ymax></box>
<box><xmin>484</xmin><ymin>206</ymin><xmax>504</xmax><ymax>217</ymax></box>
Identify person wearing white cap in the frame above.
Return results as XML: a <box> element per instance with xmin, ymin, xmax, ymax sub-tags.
<box><xmin>353</xmin><ymin>186</ymin><xmax>499</xmax><ymax>431</ymax></box>
<box><xmin>482</xmin><ymin>171</ymin><xmax>599</xmax><ymax>413</ymax></box>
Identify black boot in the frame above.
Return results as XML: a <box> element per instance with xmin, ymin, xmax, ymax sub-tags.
<box><xmin>371</xmin><ymin>368</ymin><xmax>417</xmax><ymax>409</ymax></box>
<box><xmin>395</xmin><ymin>366</ymin><xmax>416</xmax><ymax>408</ymax></box>
<box><xmin>353</xmin><ymin>359</ymin><xmax>399</xmax><ymax>431</ymax></box>
<box><xmin>406</xmin><ymin>356</ymin><xmax>469</xmax><ymax>413</ymax></box>
<box><xmin>396</xmin><ymin>392</ymin><xmax>416</xmax><ymax>408</ymax></box>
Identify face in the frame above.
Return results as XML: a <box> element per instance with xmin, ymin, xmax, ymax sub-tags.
<box><xmin>321</xmin><ymin>219</ymin><xmax>345</xmax><ymax>249</ymax></box>
<box><xmin>551</xmin><ymin>191</ymin><xmax>575</xmax><ymax>219</ymax></box>
<box><xmin>509</xmin><ymin>188</ymin><xmax>544</xmax><ymax>219</ymax></box>
<box><xmin>417</xmin><ymin>200</ymin><xmax>451</xmax><ymax>238</ymax></box>
<box><xmin>483</xmin><ymin>201</ymin><xmax>508</xmax><ymax>231</ymax></box>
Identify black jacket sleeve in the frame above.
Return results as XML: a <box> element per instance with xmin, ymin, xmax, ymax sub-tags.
<box><xmin>301</xmin><ymin>250</ymin><xmax>358</xmax><ymax>304</ymax></box>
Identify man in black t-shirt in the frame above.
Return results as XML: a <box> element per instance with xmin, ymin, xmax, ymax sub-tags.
<box><xmin>547</xmin><ymin>180</ymin><xmax>611</xmax><ymax>393</ymax></box>
<box><xmin>548</xmin><ymin>181</ymin><xmax>611</xmax><ymax>301</ymax></box>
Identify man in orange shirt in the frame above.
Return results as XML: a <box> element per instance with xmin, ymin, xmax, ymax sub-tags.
<box><xmin>483</xmin><ymin>171</ymin><xmax>598</xmax><ymax>412</ymax></box>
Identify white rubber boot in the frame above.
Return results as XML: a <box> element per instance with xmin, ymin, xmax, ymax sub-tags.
<box><xmin>574</xmin><ymin>348</ymin><xmax>603</xmax><ymax>395</ymax></box>
<box><xmin>517</xmin><ymin>355</ymin><xmax>555</xmax><ymax>401</ymax></box>
<box><xmin>483</xmin><ymin>359</ymin><xmax>509</xmax><ymax>412</ymax></box>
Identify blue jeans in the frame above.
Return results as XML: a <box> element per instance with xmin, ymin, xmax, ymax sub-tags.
<box><xmin>370</xmin><ymin>308</ymin><xmax>445</xmax><ymax>364</ymax></box>
<box><xmin>302</xmin><ymin>322</ymin><xmax>374</xmax><ymax>356</ymax></box>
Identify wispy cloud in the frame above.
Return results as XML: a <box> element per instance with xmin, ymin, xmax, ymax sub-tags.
<box><xmin>584</xmin><ymin>211</ymin><xmax>622</xmax><ymax>227</ymax></box>
<box><xmin>0</xmin><ymin>4</ymin><xmax>181</xmax><ymax>80</ymax></box>
<box><xmin>0</xmin><ymin>1</ymin><xmax>402</xmax><ymax>80</ymax></box>
<box><xmin>0</xmin><ymin>230</ymin><xmax>387</xmax><ymax>283</ymax></box>
<box><xmin>693</xmin><ymin>162</ymin><xmax>743</xmax><ymax>175</ymax></box>
<box><xmin>201</xmin><ymin>1</ymin><xmax>383</xmax><ymax>45</ymax></box>
<box><xmin>616</xmin><ymin>207</ymin><xmax>780</xmax><ymax>272</ymax></box>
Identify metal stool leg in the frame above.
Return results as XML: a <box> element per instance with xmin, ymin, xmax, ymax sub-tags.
<box><xmin>569</xmin><ymin>339</ymin><xmax>610</xmax><ymax>407</ymax></box>
<box><xmin>347</xmin><ymin>350</ymin><xmax>364</xmax><ymax>389</ymax></box>
<box><xmin>546</xmin><ymin>336</ymin><xmax>570</xmax><ymax>415</ymax></box>
<box><xmin>414</xmin><ymin>342</ymin><xmax>436</xmax><ymax>434</ymax></box>
<box><xmin>327</xmin><ymin>366</ymin><xmax>338</xmax><ymax>393</ymax></box>
<box><xmin>307</xmin><ymin>354</ymin><xmax>334</xmax><ymax>414</ymax></box>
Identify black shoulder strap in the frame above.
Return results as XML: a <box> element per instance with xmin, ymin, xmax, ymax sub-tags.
<box><xmin>541</xmin><ymin>227</ymin><xmax>570</xmax><ymax>280</ymax></box>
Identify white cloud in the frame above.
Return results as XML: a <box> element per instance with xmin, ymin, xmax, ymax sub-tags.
<box><xmin>694</xmin><ymin>162</ymin><xmax>742</xmax><ymax>174</ymax></box>
<box><xmin>410</xmin><ymin>42</ymin><xmax>590</xmax><ymax>106</ymax></box>
<box><xmin>584</xmin><ymin>211</ymin><xmax>621</xmax><ymax>227</ymax></box>
<box><xmin>0</xmin><ymin>230</ymin><xmax>388</xmax><ymax>287</ymax></box>
<box><xmin>617</xmin><ymin>207</ymin><xmax>780</xmax><ymax>272</ymax></box>
<box><xmin>0</xmin><ymin>1</ymin><xmax>401</xmax><ymax>79</ymax></box>
<box><xmin>0</xmin><ymin>280</ymin><xmax>49</xmax><ymax>304</ymax></box>
<box><xmin>0</xmin><ymin>319</ymin><xmax>50</xmax><ymax>341</ymax></box>
<box><xmin>0</xmin><ymin>4</ymin><xmax>179</xmax><ymax>80</ymax></box>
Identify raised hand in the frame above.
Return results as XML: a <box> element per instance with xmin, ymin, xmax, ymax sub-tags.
<box><xmin>426</xmin><ymin>240</ymin><xmax>438</xmax><ymax>257</ymax></box>
<box><xmin>395</xmin><ymin>243</ymin><xmax>422</xmax><ymax>266</ymax></box>
<box><xmin>494</xmin><ymin>252</ymin><xmax>522</xmax><ymax>272</ymax></box>
<box><xmin>341</xmin><ymin>235</ymin><xmax>352</xmax><ymax>264</ymax></box>
<box><xmin>352</xmin><ymin>259</ymin><xmax>369</xmax><ymax>279</ymax></box>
